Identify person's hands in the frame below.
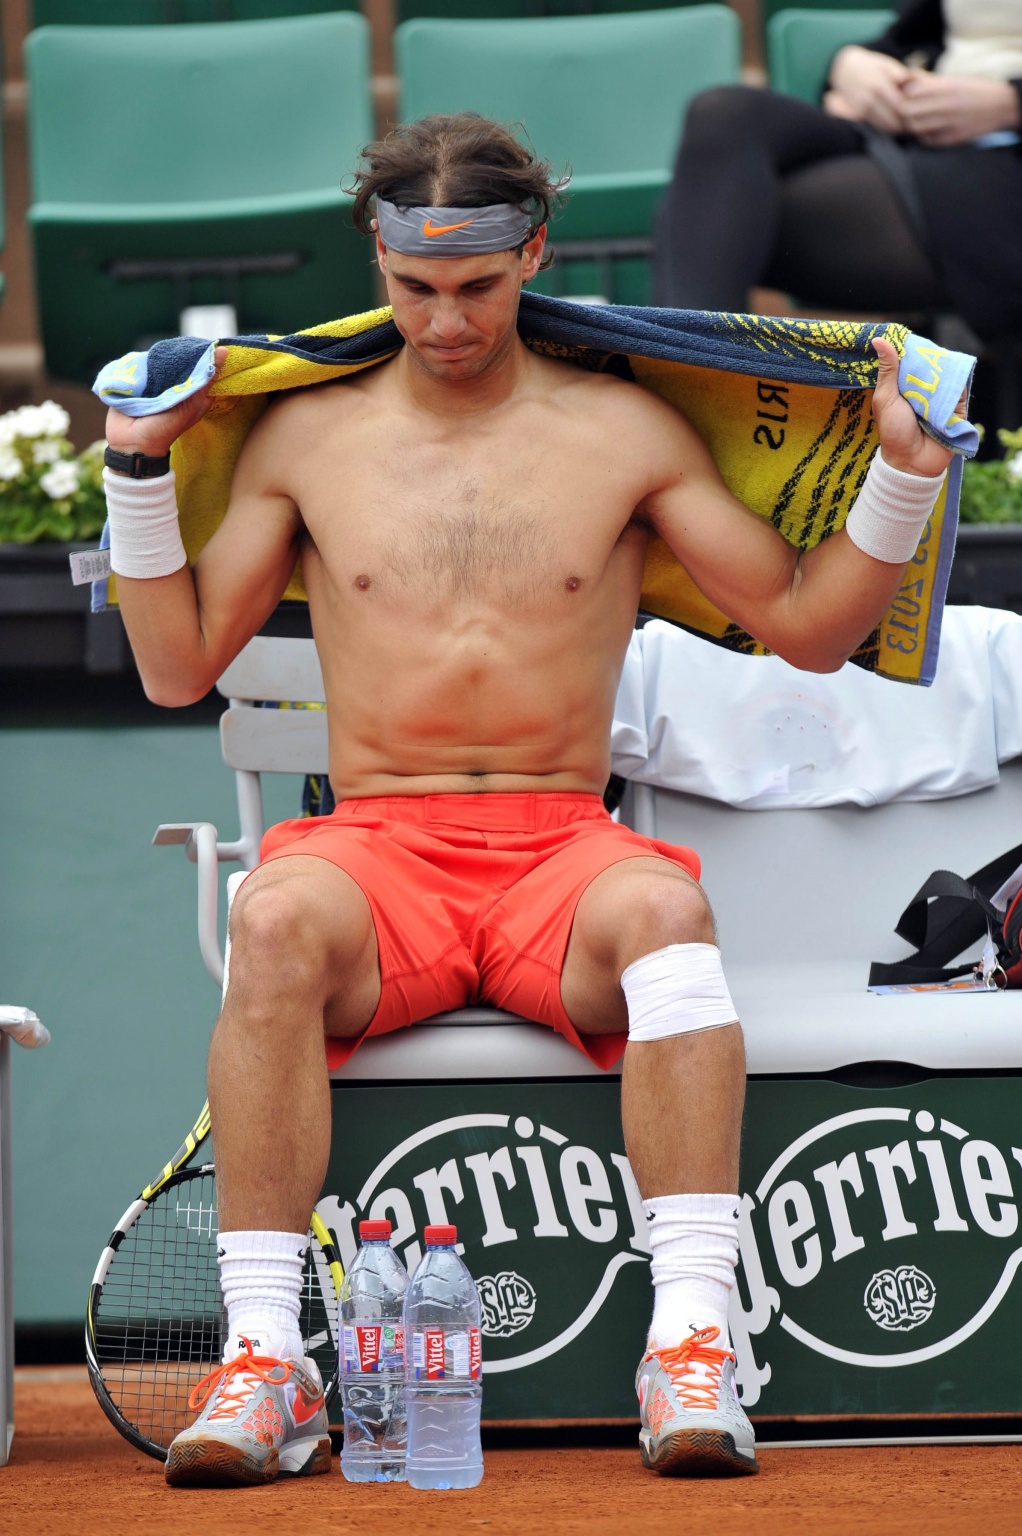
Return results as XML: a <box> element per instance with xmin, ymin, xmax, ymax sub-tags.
<box><xmin>826</xmin><ymin>45</ymin><xmax>912</xmax><ymax>133</ymax></box>
<box><xmin>898</xmin><ymin>72</ymin><xmax>1021</xmax><ymax>146</ymax></box>
<box><xmin>870</xmin><ymin>337</ymin><xmax>969</xmax><ymax>477</ymax></box>
<box><xmin>104</xmin><ymin>346</ymin><xmax>229</xmax><ymax>460</ymax></box>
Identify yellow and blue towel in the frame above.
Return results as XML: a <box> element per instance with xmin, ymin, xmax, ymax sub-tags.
<box><xmin>94</xmin><ymin>293</ymin><xmax>977</xmax><ymax>685</ymax></box>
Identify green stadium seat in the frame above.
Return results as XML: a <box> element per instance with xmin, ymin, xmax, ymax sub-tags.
<box><xmin>768</xmin><ymin>7</ymin><xmax>896</xmax><ymax>103</ymax></box>
<box><xmin>26</xmin><ymin>15</ymin><xmax>374</xmax><ymax>384</ymax></box>
<box><xmin>31</xmin><ymin>1</ymin><xmax>358</xmax><ymax>23</ymax></box>
<box><xmin>396</xmin><ymin>6</ymin><xmax>741</xmax><ymax>304</ymax></box>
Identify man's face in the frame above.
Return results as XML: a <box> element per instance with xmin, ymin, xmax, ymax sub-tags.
<box><xmin>376</xmin><ymin>229</ymin><xmax>546</xmax><ymax>383</ymax></box>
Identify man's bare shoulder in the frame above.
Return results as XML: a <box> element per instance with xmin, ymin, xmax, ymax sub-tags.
<box><xmin>231</xmin><ymin>368</ymin><xmax>382</xmax><ymax>483</ymax></box>
<box><xmin>254</xmin><ymin>368</ymin><xmax>380</xmax><ymax>436</ymax></box>
<box><xmin>531</xmin><ymin>350</ymin><xmax>710</xmax><ymax>474</ymax></box>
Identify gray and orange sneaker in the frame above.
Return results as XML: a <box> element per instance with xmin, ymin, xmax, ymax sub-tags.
<box><xmin>165</xmin><ymin>1337</ymin><xmax>331</xmax><ymax>1487</ymax></box>
<box><xmin>636</xmin><ymin>1326</ymin><xmax>758</xmax><ymax>1477</ymax></box>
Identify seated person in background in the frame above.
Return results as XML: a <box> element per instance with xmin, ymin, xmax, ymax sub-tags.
<box><xmin>103</xmin><ymin>113</ymin><xmax>959</xmax><ymax>1490</ymax></box>
<box><xmin>653</xmin><ymin>0</ymin><xmax>1022</xmax><ymax>356</ymax></box>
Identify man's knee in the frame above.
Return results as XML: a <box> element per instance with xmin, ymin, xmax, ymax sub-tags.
<box><xmin>622</xmin><ymin>865</ymin><xmax>715</xmax><ymax>971</ymax></box>
<box><xmin>227</xmin><ymin>867</ymin><xmax>372</xmax><ymax>997</ymax></box>
<box><xmin>582</xmin><ymin>860</ymin><xmax>715</xmax><ymax>975</ymax></box>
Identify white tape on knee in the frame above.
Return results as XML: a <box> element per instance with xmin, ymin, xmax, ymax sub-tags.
<box><xmin>621</xmin><ymin>943</ymin><xmax>738</xmax><ymax>1042</ymax></box>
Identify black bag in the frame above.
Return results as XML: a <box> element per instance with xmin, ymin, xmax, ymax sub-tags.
<box><xmin>869</xmin><ymin>841</ymin><xmax>1022</xmax><ymax>990</ymax></box>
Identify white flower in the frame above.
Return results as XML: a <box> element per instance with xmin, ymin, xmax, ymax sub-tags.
<box><xmin>0</xmin><ymin>449</ymin><xmax>22</xmax><ymax>482</ymax></box>
<box><xmin>37</xmin><ymin>400</ymin><xmax>71</xmax><ymax>437</ymax></box>
<box><xmin>9</xmin><ymin>405</ymin><xmax>46</xmax><ymax>439</ymax></box>
<box><xmin>3</xmin><ymin>400</ymin><xmax>70</xmax><ymax>441</ymax></box>
<box><xmin>1005</xmin><ymin>450</ymin><xmax>1022</xmax><ymax>484</ymax></box>
<box><xmin>40</xmin><ymin>460</ymin><xmax>80</xmax><ymax>499</ymax></box>
<box><xmin>33</xmin><ymin>439</ymin><xmax>63</xmax><ymax>466</ymax></box>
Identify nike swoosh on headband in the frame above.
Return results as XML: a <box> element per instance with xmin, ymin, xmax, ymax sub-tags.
<box><xmin>423</xmin><ymin>217</ymin><xmax>475</xmax><ymax>237</ymax></box>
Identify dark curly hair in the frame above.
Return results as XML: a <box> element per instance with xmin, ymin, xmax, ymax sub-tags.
<box><xmin>348</xmin><ymin>112</ymin><xmax>568</xmax><ymax>269</ymax></box>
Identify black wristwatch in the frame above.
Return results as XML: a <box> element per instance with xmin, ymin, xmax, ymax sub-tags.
<box><xmin>103</xmin><ymin>446</ymin><xmax>172</xmax><ymax>478</ymax></box>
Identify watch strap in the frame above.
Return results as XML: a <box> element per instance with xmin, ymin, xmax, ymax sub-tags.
<box><xmin>103</xmin><ymin>446</ymin><xmax>172</xmax><ymax>478</ymax></box>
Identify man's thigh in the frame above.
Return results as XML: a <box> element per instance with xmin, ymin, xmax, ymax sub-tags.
<box><xmin>478</xmin><ymin>825</ymin><xmax>704</xmax><ymax>1044</ymax></box>
<box><xmin>560</xmin><ymin>856</ymin><xmax>715</xmax><ymax>1036</ymax></box>
<box><xmin>244</xmin><ymin>815</ymin><xmax>481</xmax><ymax>1039</ymax></box>
<box><xmin>230</xmin><ymin>854</ymin><xmax>381</xmax><ymax>1039</ymax></box>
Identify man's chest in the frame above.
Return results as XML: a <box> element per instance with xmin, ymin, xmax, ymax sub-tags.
<box><xmin>292</xmin><ymin>427</ymin><xmax>644</xmax><ymax>605</ymax></box>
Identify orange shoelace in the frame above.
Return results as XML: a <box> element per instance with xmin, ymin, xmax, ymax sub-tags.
<box><xmin>650</xmin><ymin>1326</ymin><xmax>735</xmax><ymax>1413</ymax></box>
<box><xmin>188</xmin><ymin>1337</ymin><xmax>293</xmax><ymax>1419</ymax></box>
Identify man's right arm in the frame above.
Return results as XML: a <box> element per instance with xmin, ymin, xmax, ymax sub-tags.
<box><xmin>107</xmin><ymin>371</ymin><xmax>303</xmax><ymax>707</ymax></box>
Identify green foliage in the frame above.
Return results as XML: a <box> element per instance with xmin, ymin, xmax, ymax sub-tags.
<box><xmin>958</xmin><ymin>427</ymin><xmax>1022</xmax><ymax>525</ymax></box>
<box><xmin>0</xmin><ymin>402</ymin><xmax>108</xmax><ymax>545</ymax></box>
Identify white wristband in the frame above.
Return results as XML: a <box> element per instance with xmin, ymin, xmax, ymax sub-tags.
<box><xmin>103</xmin><ymin>466</ymin><xmax>187</xmax><ymax>580</ymax></box>
<box><xmin>844</xmin><ymin>449</ymin><xmax>946</xmax><ymax>565</ymax></box>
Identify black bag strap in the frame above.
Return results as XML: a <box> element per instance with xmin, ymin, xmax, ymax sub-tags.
<box><xmin>869</xmin><ymin>841</ymin><xmax>1022</xmax><ymax>988</ymax></box>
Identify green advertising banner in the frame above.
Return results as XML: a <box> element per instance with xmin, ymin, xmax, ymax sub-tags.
<box><xmin>319</xmin><ymin>1075</ymin><xmax>1022</xmax><ymax>1425</ymax></box>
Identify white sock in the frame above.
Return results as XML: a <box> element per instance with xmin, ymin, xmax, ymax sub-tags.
<box><xmin>643</xmin><ymin>1193</ymin><xmax>740</xmax><ymax>1350</ymax></box>
<box><xmin>217</xmin><ymin>1228</ymin><xmax>307</xmax><ymax>1363</ymax></box>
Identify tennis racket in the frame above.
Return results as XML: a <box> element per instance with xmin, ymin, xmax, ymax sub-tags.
<box><xmin>85</xmin><ymin>1100</ymin><xmax>344</xmax><ymax>1460</ymax></box>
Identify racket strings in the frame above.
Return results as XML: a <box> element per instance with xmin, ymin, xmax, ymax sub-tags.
<box><xmin>92</xmin><ymin>1169</ymin><xmax>339</xmax><ymax>1456</ymax></box>
<box><xmin>94</xmin><ymin>1170</ymin><xmax>222</xmax><ymax>1449</ymax></box>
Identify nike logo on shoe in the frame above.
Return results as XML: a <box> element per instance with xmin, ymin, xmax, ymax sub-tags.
<box><xmin>288</xmin><ymin>1383</ymin><xmax>325</xmax><ymax>1427</ymax></box>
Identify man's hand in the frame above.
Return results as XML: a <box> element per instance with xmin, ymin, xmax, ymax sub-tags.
<box><xmin>104</xmin><ymin>346</ymin><xmax>228</xmax><ymax>460</ymax></box>
<box><xmin>870</xmin><ymin>336</ymin><xmax>966</xmax><ymax>478</ymax></box>
<box><xmin>898</xmin><ymin>72</ymin><xmax>1021</xmax><ymax>146</ymax></box>
<box><xmin>826</xmin><ymin>46</ymin><xmax>911</xmax><ymax>134</ymax></box>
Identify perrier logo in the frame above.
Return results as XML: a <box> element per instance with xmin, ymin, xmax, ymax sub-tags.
<box><xmin>731</xmin><ymin>1097</ymin><xmax>1022</xmax><ymax>1407</ymax></box>
<box><xmin>314</xmin><ymin>1086</ymin><xmax>651</xmax><ymax>1383</ymax></box>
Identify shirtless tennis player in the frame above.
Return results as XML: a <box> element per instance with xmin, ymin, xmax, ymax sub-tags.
<box><xmin>103</xmin><ymin>114</ymin><xmax>957</xmax><ymax>1486</ymax></box>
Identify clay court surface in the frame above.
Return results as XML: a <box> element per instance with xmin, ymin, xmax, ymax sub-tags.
<box><xmin>5</xmin><ymin>1367</ymin><xmax>1021</xmax><ymax>1535</ymax></box>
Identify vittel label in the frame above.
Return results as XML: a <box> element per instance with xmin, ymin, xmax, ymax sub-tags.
<box><xmin>342</xmin><ymin>1324</ymin><xmax>380</xmax><ymax>1373</ymax></box>
<box><xmin>342</xmin><ymin>1323</ymin><xmax>404</xmax><ymax>1373</ymax></box>
<box><xmin>411</xmin><ymin>1328</ymin><xmax>482</xmax><ymax>1381</ymax></box>
<box><xmin>730</xmin><ymin>1104</ymin><xmax>1022</xmax><ymax>1406</ymax></box>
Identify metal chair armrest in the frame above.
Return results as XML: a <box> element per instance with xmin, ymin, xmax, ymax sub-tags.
<box><xmin>152</xmin><ymin>822</ymin><xmax>226</xmax><ymax>987</ymax></box>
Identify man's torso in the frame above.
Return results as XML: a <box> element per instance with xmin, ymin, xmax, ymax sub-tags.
<box><xmin>257</xmin><ymin>347</ymin><xmax>678</xmax><ymax>798</ymax></box>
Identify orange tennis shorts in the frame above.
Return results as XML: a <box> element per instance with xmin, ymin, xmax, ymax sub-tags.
<box><xmin>259</xmin><ymin>792</ymin><xmax>700</xmax><ymax>1072</ymax></box>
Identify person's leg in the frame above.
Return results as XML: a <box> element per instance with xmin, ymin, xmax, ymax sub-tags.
<box><xmin>205</xmin><ymin>854</ymin><xmax>381</xmax><ymax>1369</ymax></box>
<box><xmin>765</xmin><ymin>153</ymin><xmax>947</xmax><ymax>314</ymax></box>
<box><xmin>211</xmin><ymin>854</ymin><xmax>381</xmax><ymax>1235</ymax></box>
<box><xmin>166</xmin><ymin>854</ymin><xmax>381</xmax><ymax>1487</ymax></box>
<box><xmin>560</xmin><ymin>856</ymin><xmax>755</xmax><ymax>1475</ymax></box>
<box><xmin>651</xmin><ymin>84</ymin><xmax>864</xmax><ymax>309</ymax></box>
<box><xmin>561</xmin><ymin>857</ymin><xmax>743</xmax><ymax>1197</ymax></box>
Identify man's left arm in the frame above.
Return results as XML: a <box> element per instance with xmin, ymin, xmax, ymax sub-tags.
<box><xmin>642</xmin><ymin>338</ymin><xmax>958</xmax><ymax>673</ymax></box>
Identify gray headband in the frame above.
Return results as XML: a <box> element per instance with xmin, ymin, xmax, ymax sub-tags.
<box><xmin>375</xmin><ymin>198</ymin><xmax>534</xmax><ymax>257</ymax></box>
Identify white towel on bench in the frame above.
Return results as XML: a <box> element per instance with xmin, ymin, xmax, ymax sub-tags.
<box><xmin>611</xmin><ymin>606</ymin><xmax>1022</xmax><ymax>809</ymax></box>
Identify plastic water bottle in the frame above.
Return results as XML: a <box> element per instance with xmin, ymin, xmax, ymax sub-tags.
<box><xmin>404</xmin><ymin>1224</ymin><xmax>483</xmax><ymax>1490</ymax></box>
<box><xmin>340</xmin><ymin>1219</ymin><xmax>409</xmax><ymax>1483</ymax></box>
